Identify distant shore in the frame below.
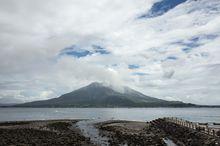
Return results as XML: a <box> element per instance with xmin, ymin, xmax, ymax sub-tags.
<box><xmin>1</xmin><ymin>104</ymin><xmax>220</xmax><ymax>108</ymax></box>
<box><xmin>0</xmin><ymin>118</ymin><xmax>220</xmax><ymax>146</ymax></box>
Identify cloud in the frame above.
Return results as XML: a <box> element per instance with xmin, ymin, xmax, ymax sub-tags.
<box><xmin>163</xmin><ymin>69</ymin><xmax>175</xmax><ymax>79</ymax></box>
<box><xmin>0</xmin><ymin>0</ymin><xmax>220</xmax><ymax>105</ymax></box>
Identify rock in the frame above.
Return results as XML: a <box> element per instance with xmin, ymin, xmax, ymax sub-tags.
<box><xmin>0</xmin><ymin>120</ymin><xmax>94</xmax><ymax>146</ymax></box>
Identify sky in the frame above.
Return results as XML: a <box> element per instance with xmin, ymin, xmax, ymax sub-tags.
<box><xmin>0</xmin><ymin>0</ymin><xmax>220</xmax><ymax>105</ymax></box>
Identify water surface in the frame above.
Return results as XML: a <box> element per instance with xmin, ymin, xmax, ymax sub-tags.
<box><xmin>0</xmin><ymin>108</ymin><xmax>220</xmax><ymax>122</ymax></box>
<box><xmin>76</xmin><ymin>120</ymin><xmax>109</xmax><ymax>146</ymax></box>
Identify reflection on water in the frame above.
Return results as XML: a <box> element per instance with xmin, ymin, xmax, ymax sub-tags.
<box><xmin>76</xmin><ymin>120</ymin><xmax>109</xmax><ymax>146</ymax></box>
<box><xmin>0</xmin><ymin>108</ymin><xmax>220</xmax><ymax>122</ymax></box>
<box><xmin>163</xmin><ymin>138</ymin><xmax>177</xmax><ymax>146</ymax></box>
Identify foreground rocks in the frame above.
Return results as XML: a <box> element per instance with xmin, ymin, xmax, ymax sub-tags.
<box><xmin>98</xmin><ymin>119</ymin><xmax>220</xmax><ymax>146</ymax></box>
<box><xmin>151</xmin><ymin>118</ymin><xmax>220</xmax><ymax>146</ymax></box>
<box><xmin>97</xmin><ymin>120</ymin><xmax>166</xmax><ymax>146</ymax></box>
<box><xmin>0</xmin><ymin>119</ymin><xmax>220</xmax><ymax>146</ymax></box>
<box><xmin>0</xmin><ymin>120</ymin><xmax>93</xmax><ymax>146</ymax></box>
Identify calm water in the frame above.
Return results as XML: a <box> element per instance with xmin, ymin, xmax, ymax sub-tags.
<box><xmin>0</xmin><ymin>108</ymin><xmax>220</xmax><ymax>122</ymax></box>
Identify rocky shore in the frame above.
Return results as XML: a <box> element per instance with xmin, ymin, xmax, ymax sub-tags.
<box><xmin>0</xmin><ymin>119</ymin><xmax>220</xmax><ymax>146</ymax></box>
<box><xmin>0</xmin><ymin>119</ymin><xmax>93</xmax><ymax>146</ymax></box>
<box><xmin>97</xmin><ymin>119</ymin><xmax>220</xmax><ymax>146</ymax></box>
<box><xmin>97</xmin><ymin>120</ymin><xmax>166</xmax><ymax>146</ymax></box>
<box><xmin>151</xmin><ymin>118</ymin><xmax>220</xmax><ymax>146</ymax></box>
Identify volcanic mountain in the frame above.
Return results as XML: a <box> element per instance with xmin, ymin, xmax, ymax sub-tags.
<box><xmin>16</xmin><ymin>82</ymin><xmax>194</xmax><ymax>107</ymax></box>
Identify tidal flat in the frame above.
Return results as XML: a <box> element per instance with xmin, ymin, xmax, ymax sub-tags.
<box><xmin>0</xmin><ymin>118</ymin><xmax>220</xmax><ymax>146</ymax></box>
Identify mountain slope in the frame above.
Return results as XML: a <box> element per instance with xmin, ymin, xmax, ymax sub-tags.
<box><xmin>0</xmin><ymin>97</ymin><xmax>24</xmax><ymax>106</ymax></box>
<box><xmin>16</xmin><ymin>82</ymin><xmax>194</xmax><ymax>107</ymax></box>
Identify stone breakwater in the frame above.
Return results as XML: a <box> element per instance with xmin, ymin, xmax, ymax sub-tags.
<box><xmin>151</xmin><ymin>118</ymin><xmax>220</xmax><ymax>146</ymax></box>
<box><xmin>164</xmin><ymin>117</ymin><xmax>220</xmax><ymax>137</ymax></box>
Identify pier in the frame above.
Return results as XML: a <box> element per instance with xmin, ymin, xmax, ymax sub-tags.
<box><xmin>163</xmin><ymin>117</ymin><xmax>220</xmax><ymax>138</ymax></box>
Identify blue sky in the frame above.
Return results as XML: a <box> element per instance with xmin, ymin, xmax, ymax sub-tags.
<box><xmin>0</xmin><ymin>0</ymin><xmax>220</xmax><ymax>104</ymax></box>
<box><xmin>138</xmin><ymin>0</ymin><xmax>187</xmax><ymax>18</ymax></box>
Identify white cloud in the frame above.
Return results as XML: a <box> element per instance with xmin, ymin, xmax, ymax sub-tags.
<box><xmin>0</xmin><ymin>0</ymin><xmax>220</xmax><ymax>105</ymax></box>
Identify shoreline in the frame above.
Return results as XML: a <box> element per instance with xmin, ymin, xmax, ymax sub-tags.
<box><xmin>0</xmin><ymin>119</ymin><xmax>94</xmax><ymax>146</ymax></box>
<box><xmin>0</xmin><ymin>118</ymin><xmax>219</xmax><ymax>146</ymax></box>
<box><xmin>2</xmin><ymin>105</ymin><xmax>220</xmax><ymax>108</ymax></box>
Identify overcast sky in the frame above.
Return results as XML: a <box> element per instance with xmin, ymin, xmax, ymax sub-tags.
<box><xmin>0</xmin><ymin>0</ymin><xmax>220</xmax><ymax>105</ymax></box>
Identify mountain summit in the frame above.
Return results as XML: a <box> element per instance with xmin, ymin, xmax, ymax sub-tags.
<box><xmin>16</xmin><ymin>82</ymin><xmax>194</xmax><ymax>107</ymax></box>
